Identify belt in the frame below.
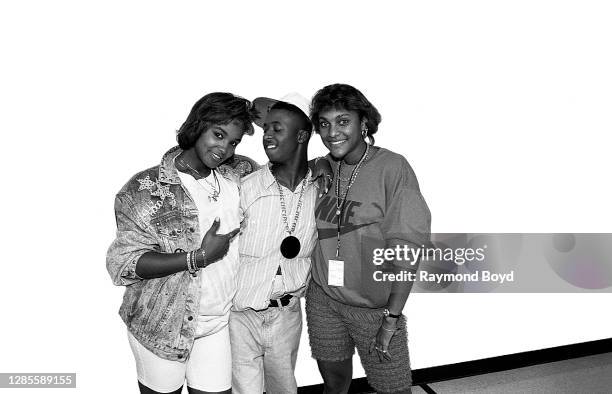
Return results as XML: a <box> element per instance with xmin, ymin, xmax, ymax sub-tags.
<box><xmin>268</xmin><ymin>294</ymin><xmax>293</xmax><ymax>308</ymax></box>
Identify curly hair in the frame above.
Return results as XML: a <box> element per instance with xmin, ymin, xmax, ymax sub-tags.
<box><xmin>177</xmin><ymin>92</ymin><xmax>257</xmax><ymax>150</ymax></box>
<box><xmin>310</xmin><ymin>84</ymin><xmax>382</xmax><ymax>144</ymax></box>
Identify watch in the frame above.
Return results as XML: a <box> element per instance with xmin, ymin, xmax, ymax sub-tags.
<box><xmin>383</xmin><ymin>308</ymin><xmax>401</xmax><ymax>319</ymax></box>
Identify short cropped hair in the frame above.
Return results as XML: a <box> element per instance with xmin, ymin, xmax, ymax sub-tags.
<box><xmin>310</xmin><ymin>84</ymin><xmax>381</xmax><ymax>144</ymax></box>
<box><xmin>269</xmin><ymin>101</ymin><xmax>313</xmax><ymax>132</ymax></box>
<box><xmin>177</xmin><ymin>92</ymin><xmax>257</xmax><ymax>150</ymax></box>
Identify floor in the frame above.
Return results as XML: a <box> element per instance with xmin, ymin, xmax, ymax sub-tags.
<box><xmin>407</xmin><ymin>352</ymin><xmax>612</xmax><ymax>394</ymax></box>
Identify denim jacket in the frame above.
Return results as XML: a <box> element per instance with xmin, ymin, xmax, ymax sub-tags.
<box><xmin>106</xmin><ymin>146</ymin><xmax>257</xmax><ymax>361</ymax></box>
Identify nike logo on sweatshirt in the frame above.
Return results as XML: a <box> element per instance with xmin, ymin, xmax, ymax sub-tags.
<box><xmin>315</xmin><ymin>195</ymin><xmax>376</xmax><ymax>239</ymax></box>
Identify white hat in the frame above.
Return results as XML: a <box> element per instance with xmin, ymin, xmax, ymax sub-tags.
<box><xmin>252</xmin><ymin>92</ymin><xmax>311</xmax><ymax>128</ymax></box>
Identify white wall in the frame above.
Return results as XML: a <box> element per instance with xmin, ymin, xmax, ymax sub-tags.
<box><xmin>1</xmin><ymin>1</ymin><xmax>611</xmax><ymax>392</ymax></box>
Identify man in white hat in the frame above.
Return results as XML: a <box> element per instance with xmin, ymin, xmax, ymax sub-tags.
<box><xmin>230</xmin><ymin>93</ymin><xmax>318</xmax><ymax>394</ymax></box>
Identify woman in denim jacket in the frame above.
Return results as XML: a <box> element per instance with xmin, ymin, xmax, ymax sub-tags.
<box><xmin>107</xmin><ymin>92</ymin><xmax>259</xmax><ymax>394</ymax></box>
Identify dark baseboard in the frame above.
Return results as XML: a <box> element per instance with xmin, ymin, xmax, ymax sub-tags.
<box><xmin>298</xmin><ymin>337</ymin><xmax>612</xmax><ymax>393</ymax></box>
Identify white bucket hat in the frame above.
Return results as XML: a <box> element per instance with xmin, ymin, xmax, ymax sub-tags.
<box><xmin>252</xmin><ymin>92</ymin><xmax>311</xmax><ymax>128</ymax></box>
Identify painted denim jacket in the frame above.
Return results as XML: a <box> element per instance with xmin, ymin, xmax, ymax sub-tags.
<box><xmin>106</xmin><ymin>146</ymin><xmax>257</xmax><ymax>361</ymax></box>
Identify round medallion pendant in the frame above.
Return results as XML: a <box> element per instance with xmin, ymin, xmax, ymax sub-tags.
<box><xmin>280</xmin><ymin>236</ymin><xmax>301</xmax><ymax>259</ymax></box>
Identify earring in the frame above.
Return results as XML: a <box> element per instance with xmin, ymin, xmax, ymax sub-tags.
<box><xmin>362</xmin><ymin>127</ymin><xmax>368</xmax><ymax>138</ymax></box>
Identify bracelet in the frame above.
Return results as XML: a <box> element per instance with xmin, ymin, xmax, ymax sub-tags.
<box><xmin>187</xmin><ymin>251</ymin><xmax>193</xmax><ymax>275</ymax></box>
<box><xmin>191</xmin><ymin>250</ymin><xmax>198</xmax><ymax>274</ymax></box>
<box><xmin>187</xmin><ymin>251</ymin><xmax>198</xmax><ymax>277</ymax></box>
<box><xmin>199</xmin><ymin>248</ymin><xmax>207</xmax><ymax>268</ymax></box>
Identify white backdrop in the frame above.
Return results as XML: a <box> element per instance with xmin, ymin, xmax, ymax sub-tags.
<box><xmin>1</xmin><ymin>1</ymin><xmax>611</xmax><ymax>392</ymax></box>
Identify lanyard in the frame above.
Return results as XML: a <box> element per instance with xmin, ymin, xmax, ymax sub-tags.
<box><xmin>335</xmin><ymin>143</ymin><xmax>370</xmax><ymax>257</ymax></box>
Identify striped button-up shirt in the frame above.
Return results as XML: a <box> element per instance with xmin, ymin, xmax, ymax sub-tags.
<box><xmin>234</xmin><ymin>164</ymin><xmax>318</xmax><ymax>311</ymax></box>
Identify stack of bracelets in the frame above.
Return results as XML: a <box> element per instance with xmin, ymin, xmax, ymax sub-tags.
<box><xmin>186</xmin><ymin>249</ymin><xmax>206</xmax><ymax>277</ymax></box>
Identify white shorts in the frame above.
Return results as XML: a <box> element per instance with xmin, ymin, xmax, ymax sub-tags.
<box><xmin>127</xmin><ymin>326</ymin><xmax>231</xmax><ymax>393</ymax></box>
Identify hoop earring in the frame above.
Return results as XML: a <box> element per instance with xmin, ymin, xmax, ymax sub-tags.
<box><xmin>362</xmin><ymin>127</ymin><xmax>368</xmax><ymax>139</ymax></box>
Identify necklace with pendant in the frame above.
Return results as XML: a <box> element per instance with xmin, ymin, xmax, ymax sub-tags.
<box><xmin>179</xmin><ymin>158</ymin><xmax>221</xmax><ymax>202</ymax></box>
<box><xmin>273</xmin><ymin>170</ymin><xmax>308</xmax><ymax>259</ymax></box>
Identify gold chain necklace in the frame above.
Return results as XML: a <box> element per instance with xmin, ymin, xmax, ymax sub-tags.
<box><xmin>272</xmin><ymin>169</ymin><xmax>308</xmax><ymax>259</ymax></box>
<box><xmin>334</xmin><ymin>143</ymin><xmax>370</xmax><ymax>257</ymax></box>
<box><xmin>178</xmin><ymin>158</ymin><xmax>221</xmax><ymax>202</ymax></box>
